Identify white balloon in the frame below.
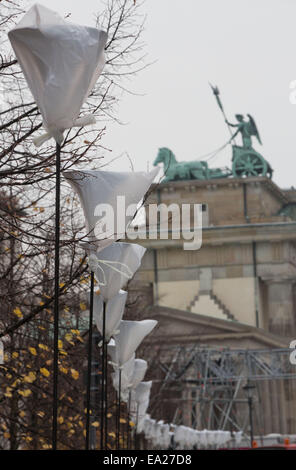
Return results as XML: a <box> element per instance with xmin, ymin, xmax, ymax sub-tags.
<box><xmin>130</xmin><ymin>359</ymin><xmax>148</xmax><ymax>390</ymax></box>
<box><xmin>92</xmin><ymin>242</ymin><xmax>146</xmax><ymax>300</ymax></box>
<box><xmin>142</xmin><ymin>418</ymin><xmax>156</xmax><ymax>440</ymax></box>
<box><xmin>107</xmin><ymin>338</ymin><xmax>116</xmax><ymax>364</ymax></box>
<box><xmin>114</xmin><ymin>320</ymin><xmax>157</xmax><ymax>366</ymax></box>
<box><xmin>63</xmin><ymin>168</ymin><xmax>159</xmax><ymax>245</ymax></box>
<box><xmin>93</xmin><ymin>290</ymin><xmax>127</xmax><ymax>341</ymax></box>
<box><xmin>134</xmin><ymin>381</ymin><xmax>152</xmax><ymax>404</ymax></box>
<box><xmin>137</xmin><ymin>415</ymin><xmax>151</xmax><ymax>435</ymax></box>
<box><xmin>159</xmin><ymin>423</ymin><xmax>171</xmax><ymax>450</ymax></box>
<box><xmin>111</xmin><ymin>354</ymin><xmax>135</xmax><ymax>402</ymax></box>
<box><xmin>130</xmin><ymin>399</ymin><xmax>150</xmax><ymax>432</ymax></box>
<box><xmin>8</xmin><ymin>4</ymin><xmax>107</xmax><ymax>145</ymax></box>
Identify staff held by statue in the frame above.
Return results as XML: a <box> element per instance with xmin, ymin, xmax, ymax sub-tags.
<box><xmin>209</xmin><ymin>83</ymin><xmax>236</xmax><ymax>144</ymax></box>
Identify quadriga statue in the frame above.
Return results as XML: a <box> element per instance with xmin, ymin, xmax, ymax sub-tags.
<box><xmin>153</xmin><ymin>147</ymin><xmax>230</xmax><ymax>182</ymax></box>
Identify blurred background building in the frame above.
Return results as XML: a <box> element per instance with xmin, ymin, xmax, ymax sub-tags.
<box><xmin>128</xmin><ymin>163</ymin><xmax>296</xmax><ymax>440</ymax></box>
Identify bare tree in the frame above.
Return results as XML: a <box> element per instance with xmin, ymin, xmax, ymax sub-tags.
<box><xmin>0</xmin><ymin>0</ymin><xmax>147</xmax><ymax>449</ymax></box>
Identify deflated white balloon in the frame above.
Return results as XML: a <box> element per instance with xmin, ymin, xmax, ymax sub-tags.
<box><xmin>130</xmin><ymin>399</ymin><xmax>150</xmax><ymax>432</ymax></box>
<box><xmin>149</xmin><ymin>421</ymin><xmax>164</xmax><ymax>448</ymax></box>
<box><xmin>111</xmin><ymin>354</ymin><xmax>135</xmax><ymax>390</ymax></box>
<box><xmin>134</xmin><ymin>381</ymin><xmax>152</xmax><ymax>404</ymax></box>
<box><xmin>111</xmin><ymin>357</ymin><xmax>148</xmax><ymax>403</ymax></box>
<box><xmin>107</xmin><ymin>338</ymin><xmax>116</xmax><ymax>364</ymax></box>
<box><xmin>114</xmin><ymin>320</ymin><xmax>157</xmax><ymax>366</ymax></box>
<box><xmin>93</xmin><ymin>290</ymin><xmax>127</xmax><ymax>341</ymax></box>
<box><xmin>8</xmin><ymin>4</ymin><xmax>107</xmax><ymax>145</ymax></box>
<box><xmin>111</xmin><ymin>354</ymin><xmax>135</xmax><ymax>403</ymax></box>
<box><xmin>92</xmin><ymin>242</ymin><xmax>146</xmax><ymax>300</ymax></box>
<box><xmin>130</xmin><ymin>359</ymin><xmax>148</xmax><ymax>389</ymax></box>
<box><xmin>159</xmin><ymin>423</ymin><xmax>171</xmax><ymax>450</ymax></box>
<box><xmin>174</xmin><ymin>425</ymin><xmax>189</xmax><ymax>449</ymax></box>
<box><xmin>142</xmin><ymin>418</ymin><xmax>156</xmax><ymax>440</ymax></box>
<box><xmin>130</xmin><ymin>380</ymin><xmax>152</xmax><ymax>422</ymax></box>
<box><xmin>63</xmin><ymin>168</ymin><xmax>159</xmax><ymax>244</ymax></box>
<box><xmin>136</xmin><ymin>415</ymin><xmax>150</xmax><ymax>435</ymax></box>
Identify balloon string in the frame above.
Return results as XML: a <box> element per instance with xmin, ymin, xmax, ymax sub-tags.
<box><xmin>33</xmin><ymin>114</ymin><xmax>96</xmax><ymax>147</ymax></box>
<box><xmin>88</xmin><ymin>257</ymin><xmax>133</xmax><ymax>287</ymax></box>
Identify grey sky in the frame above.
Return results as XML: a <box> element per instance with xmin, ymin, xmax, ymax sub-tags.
<box><xmin>30</xmin><ymin>0</ymin><xmax>296</xmax><ymax>188</ymax></box>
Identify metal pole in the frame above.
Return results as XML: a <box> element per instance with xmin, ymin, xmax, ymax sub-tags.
<box><xmin>116</xmin><ymin>369</ymin><xmax>122</xmax><ymax>449</ymax></box>
<box><xmin>52</xmin><ymin>142</ymin><xmax>61</xmax><ymax>450</ymax></box>
<box><xmin>100</xmin><ymin>302</ymin><xmax>106</xmax><ymax>449</ymax></box>
<box><xmin>85</xmin><ymin>271</ymin><xmax>94</xmax><ymax>449</ymax></box>
<box><xmin>104</xmin><ymin>330</ymin><xmax>108</xmax><ymax>450</ymax></box>
<box><xmin>135</xmin><ymin>402</ymin><xmax>139</xmax><ymax>450</ymax></box>
<box><xmin>248</xmin><ymin>396</ymin><xmax>254</xmax><ymax>448</ymax></box>
<box><xmin>127</xmin><ymin>390</ymin><xmax>131</xmax><ymax>449</ymax></box>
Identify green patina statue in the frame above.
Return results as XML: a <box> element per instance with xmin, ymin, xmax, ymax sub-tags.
<box><xmin>226</xmin><ymin>113</ymin><xmax>262</xmax><ymax>149</ymax></box>
<box><xmin>153</xmin><ymin>147</ymin><xmax>231</xmax><ymax>182</ymax></box>
<box><xmin>153</xmin><ymin>86</ymin><xmax>273</xmax><ymax>182</ymax></box>
<box><xmin>226</xmin><ymin>113</ymin><xmax>273</xmax><ymax>178</ymax></box>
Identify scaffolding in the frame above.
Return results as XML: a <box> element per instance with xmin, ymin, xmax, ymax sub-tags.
<box><xmin>149</xmin><ymin>346</ymin><xmax>296</xmax><ymax>439</ymax></box>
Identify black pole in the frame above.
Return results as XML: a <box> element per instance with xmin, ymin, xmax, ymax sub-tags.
<box><xmin>52</xmin><ymin>142</ymin><xmax>61</xmax><ymax>450</ymax></box>
<box><xmin>127</xmin><ymin>390</ymin><xmax>131</xmax><ymax>449</ymax></box>
<box><xmin>100</xmin><ymin>302</ymin><xmax>106</xmax><ymax>449</ymax></box>
<box><xmin>104</xmin><ymin>329</ymin><xmax>108</xmax><ymax>450</ymax></box>
<box><xmin>116</xmin><ymin>369</ymin><xmax>122</xmax><ymax>449</ymax></box>
<box><xmin>134</xmin><ymin>402</ymin><xmax>139</xmax><ymax>450</ymax></box>
<box><xmin>248</xmin><ymin>396</ymin><xmax>254</xmax><ymax>447</ymax></box>
<box><xmin>85</xmin><ymin>271</ymin><xmax>94</xmax><ymax>449</ymax></box>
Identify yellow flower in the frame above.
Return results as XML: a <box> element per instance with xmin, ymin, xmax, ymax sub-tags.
<box><xmin>28</xmin><ymin>347</ymin><xmax>37</xmax><ymax>356</ymax></box>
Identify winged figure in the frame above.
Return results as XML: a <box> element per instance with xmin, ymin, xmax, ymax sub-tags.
<box><xmin>226</xmin><ymin>114</ymin><xmax>262</xmax><ymax>149</ymax></box>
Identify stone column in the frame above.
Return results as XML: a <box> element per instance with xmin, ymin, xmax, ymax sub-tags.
<box><xmin>266</xmin><ymin>280</ymin><xmax>295</xmax><ymax>337</ymax></box>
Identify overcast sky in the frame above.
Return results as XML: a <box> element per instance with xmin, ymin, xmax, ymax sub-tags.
<box><xmin>28</xmin><ymin>0</ymin><xmax>296</xmax><ymax>188</ymax></box>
